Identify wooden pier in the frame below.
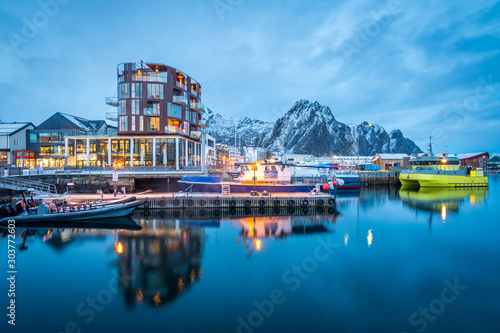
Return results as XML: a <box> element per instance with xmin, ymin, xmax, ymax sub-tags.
<box><xmin>24</xmin><ymin>192</ymin><xmax>336</xmax><ymax>210</ymax></box>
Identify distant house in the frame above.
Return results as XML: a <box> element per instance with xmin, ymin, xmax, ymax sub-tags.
<box><xmin>0</xmin><ymin>122</ymin><xmax>36</xmax><ymax>167</ymax></box>
<box><xmin>26</xmin><ymin>112</ymin><xmax>115</xmax><ymax>168</ymax></box>
<box><xmin>455</xmin><ymin>152</ymin><xmax>489</xmax><ymax>168</ymax></box>
<box><xmin>488</xmin><ymin>156</ymin><xmax>500</xmax><ymax>170</ymax></box>
<box><xmin>372</xmin><ymin>153</ymin><xmax>409</xmax><ymax>170</ymax></box>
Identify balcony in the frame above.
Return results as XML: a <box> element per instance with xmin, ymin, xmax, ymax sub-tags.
<box><xmin>143</xmin><ymin>108</ymin><xmax>160</xmax><ymax>116</ymax></box>
<box><xmin>198</xmin><ymin>119</ymin><xmax>208</xmax><ymax>128</ymax></box>
<box><xmin>106</xmin><ymin>112</ymin><xmax>118</xmax><ymax>121</ymax></box>
<box><xmin>190</xmin><ymin>101</ymin><xmax>205</xmax><ymax>112</ymax></box>
<box><xmin>191</xmin><ymin>89</ymin><xmax>197</xmax><ymax>96</ymax></box>
<box><xmin>166</xmin><ymin>126</ymin><xmax>180</xmax><ymax>134</ymax></box>
<box><xmin>105</xmin><ymin>97</ymin><xmax>118</xmax><ymax>107</ymax></box>
<box><xmin>175</xmin><ymin>81</ymin><xmax>186</xmax><ymax>89</ymax></box>
<box><xmin>190</xmin><ymin>131</ymin><xmax>202</xmax><ymax>139</ymax></box>
<box><xmin>173</xmin><ymin>95</ymin><xmax>188</xmax><ymax>106</ymax></box>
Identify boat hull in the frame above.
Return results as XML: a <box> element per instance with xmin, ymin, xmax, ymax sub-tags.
<box><xmin>399</xmin><ymin>171</ymin><xmax>488</xmax><ymax>187</ymax></box>
<box><xmin>178</xmin><ymin>181</ymin><xmax>326</xmax><ymax>193</ymax></box>
<box><xmin>0</xmin><ymin>201</ymin><xmax>142</xmax><ymax>225</ymax></box>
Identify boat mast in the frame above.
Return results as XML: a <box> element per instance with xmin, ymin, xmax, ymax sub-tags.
<box><xmin>427</xmin><ymin>136</ymin><xmax>434</xmax><ymax>157</ymax></box>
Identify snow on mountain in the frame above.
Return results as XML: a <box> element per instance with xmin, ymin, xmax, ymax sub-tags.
<box><xmin>203</xmin><ymin>100</ymin><xmax>422</xmax><ymax>156</ymax></box>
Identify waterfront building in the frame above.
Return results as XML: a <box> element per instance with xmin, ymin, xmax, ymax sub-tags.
<box><xmin>488</xmin><ymin>156</ymin><xmax>500</xmax><ymax>170</ymax></box>
<box><xmin>217</xmin><ymin>144</ymin><xmax>229</xmax><ymax>167</ymax></box>
<box><xmin>0</xmin><ymin>122</ymin><xmax>35</xmax><ymax>167</ymax></box>
<box><xmin>455</xmin><ymin>152</ymin><xmax>489</xmax><ymax>168</ymax></box>
<box><xmin>372</xmin><ymin>153</ymin><xmax>409</xmax><ymax>170</ymax></box>
<box><xmin>244</xmin><ymin>147</ymin><xmax>269</xmax><ymax>162</ymax></box>
<box><xmin>58</xmin><ymin>62</ymin><xmax>210</xmax><ymax>170</ymax></box>
<box><xmin>26</xmin><ymin>112</ymin><xmax>115</xmax><ymax>168</ymax></box>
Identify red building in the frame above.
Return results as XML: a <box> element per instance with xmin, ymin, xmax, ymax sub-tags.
<box><xmin>456</xmin><ymin>152</ymin><xmax>489</xmax><ymax>168</ymax></box>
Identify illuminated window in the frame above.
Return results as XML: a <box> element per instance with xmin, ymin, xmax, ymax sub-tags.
<box><xmin>148</xmin><ymin>117</ymin><xmax>159</xmax><ymax>131</ymax></box>
<box><xmin>139</xmin><ymin>116</ymin><xmax>144</xmax><ymax>131</ymax></box>
<box><xmin>119</xmin><ymin>116</ymin><xmax>128</xmax><ymax>131</ymax></box>
<box><xmin>131</xmin><ymin>116</ymin><xmax>136</xmax><ymax>131</ymax></box>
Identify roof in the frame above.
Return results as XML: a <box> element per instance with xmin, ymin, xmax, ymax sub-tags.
<box><xmin>455</xmin><ymin>152</ymin><xmax>489</xmax><ymax>160</ymax></box>
<box><xmin>373</xmin><ymin>153</ymin><xmax>409</xmax><ymax>160</ymax></box>
<box><xmin>59</xmin><ymin>113</ymin><xmax>105</xmax><ymax>131</ymax></box>
<box><xmin>0</xmin><ymin>122</ymin><xmax>35</xmax><ymax>135</ymax></box>
<box><xmin>488</xmin><ymin>156</ymin><xmax>500</xmax><ymax>163</ymax></box>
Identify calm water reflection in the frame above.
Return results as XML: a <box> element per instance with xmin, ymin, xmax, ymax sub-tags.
<box><xmin>2</xmin><ymin>175</ymin><xmax>499</xmax><ymax>333</ymax></box>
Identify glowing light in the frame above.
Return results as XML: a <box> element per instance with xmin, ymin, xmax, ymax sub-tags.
<box><xmin>152</xmin><ymin>292</ymin><xmax>162</xmax><ymax>306</ymax></box>
<box><xmin>442</xmin><ymin>159</ymin><xmax>448</xmax><ymax>163</ymax></box>
<box><xmin>177</xmin><ymin>278</ymin><xmax>185</xmax><ymax>293</ymax></box>
<box><xmin>344</xmin><ymin>234</ymin><xmax>349</xmax><ymax>246</ymax></box>
<box><xmin>367</xmin><ymin>229</ymin><xmax>373</xmax><ymax>247</ymax></box>
<box><xmin>254</xmin><ymin>239</ymin><xmax>262</xmax><ymax>251</ymax></box>
<box><xmin>136</xmin><ymin>289</ymin><xmax>144</xmax><ymax>304</ymax></box>
<box><xmin>117</xmin><ymin>162</ymin><xmax>123</xmax><ymax>167</ymax></box>
<box><xmin>115</xmin><ymin>242</ymin><xmax>123</xmax><ymax>254</ymax></box>
<box><xmin>441</xmin><ymin>205</ymin><xmax>447</xmax><ymax>221</ymax></box>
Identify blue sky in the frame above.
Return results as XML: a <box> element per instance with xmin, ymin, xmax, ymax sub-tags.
<box><xmin>1</xmin><ymin>0</ymin><xmax>499</xmax><ymax>153</ymax></box>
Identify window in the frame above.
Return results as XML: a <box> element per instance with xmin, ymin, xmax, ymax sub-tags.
<box><xmin>167</xmin><ymin>102</ymin><xmax>182</xmax><ymax>118</ymax></box>
<box><xmin>119</xmin><ymin>100</ymin><xmax>127</xmax><ymax>115</ymax></box>
<box><xmin>13</xmin><ymin>140</ymin><xmax>19</xmax><ymax>146</ymax></box>
<box><xmin>131</xmin><ymin>99</ymin><xmax>139</xmax><ymax>115</ymax></box>
<box><xmin>192</xmin><ymin>112</ymin><xmax>197</xmax><ymax>123</ymax></box>
<box><xmin>139</xmin><ymin>116</ymin><xmax>144</xmax><ymax>131</ymax></box>
<box><xmin>29</xmin><ymin>133</ymin><xmax>37</xmax><ymax>143</ymax></box>
<box><xmin>131</xmin><ymin>83</ymin><xmax>142</xmax><ymax>98</ymax></box>
<box><xmin>131</xmin><ymin>116</ymin><xmax>136</xmax><ymax>131</ymax></box>
<box><xmin>148</xmin><ymin>117</ymin><xmax>160</xmax><ymax>131</ymax></box>
<box><xmin>119</xmin><ymin>116</ymin><xmax>128</xmax><ymax>131</ymax></box>
<box><xmin>147</xmin><ymin>84</ymin><xmax>163</xmax><ymax>99</ymax></box>
<box><xmin>119</xmin><ymin>83</ymin><xmax>130</xmax><ymax>99</ymax></box>
<box><xmin>185</xmin><ymin>110</ymin><xmax>190</xmax><ymax>121</ymax></box>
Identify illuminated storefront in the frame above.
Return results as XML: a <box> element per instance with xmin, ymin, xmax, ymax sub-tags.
<box><xmin>66</xmin><ymin>135</ymin><xmax>205</xmax><ymax>169</ymax></box>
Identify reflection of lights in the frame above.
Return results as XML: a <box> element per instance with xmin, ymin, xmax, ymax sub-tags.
<box><xmin>367</xmin><ymin>229</ymin><xmax>373</xmax><ymax>247</ymax></box>
<box><xmin>441</xmin><ymin>205</ymin><xmax>447</xmax><ymax>221</ymax></box>
<box><xmin>254</xmin><ymin>239</ymin><xmax>262</xmax><ymax>251</ymax></box>
<box><xmin>344</xmin><ymin>234</ymin><xmax>349</xmax><ymax>246</ymax></box>
<box><xmin>136</xmin><ymin>289</ymin><xmax>144</xmax><ymax>304</ymax></box>
<box><xmin>190</xmin><ymin>269</ymin><xmax>196</xmax><ymax>282</ymax></box>
<box><xmin>177</xmin><ymin>278</ymin><xmax>185</xmax><ymax>293</ymax></box>
<box><xmin>152</xmin><ymin>292</ymin><xmax>162</xmax><ymax>306</ymax></box>
<box><xmin>115</xmin><ymin>242</ymin><xmax>123</xmax><ymax>254</ymax></box>
<box><xmin>470</xmin><ymin>194</ymin><xmax>476</xmax><ymax>205</ymax></box>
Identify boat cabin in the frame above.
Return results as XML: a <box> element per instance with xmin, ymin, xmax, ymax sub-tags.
<box><xmin>409</xmin><ymin>156</ymin><xmax>461</xmax><ymax>171</ymax></box>
<box><xmin>238</xmin><ymin>162</ymin><xmax>293</xmax><ymax>184</ymax></box>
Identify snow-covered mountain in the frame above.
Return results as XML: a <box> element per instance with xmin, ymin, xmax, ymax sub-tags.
<box><xmin>204</xmin><ymin>100</ymin><xmax>422</xmax><ymax>156</ymax></box>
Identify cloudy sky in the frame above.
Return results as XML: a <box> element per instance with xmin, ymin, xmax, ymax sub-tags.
<box><xmin>1</xmin><ymin>0</ymin><xmax>499</xmax><ymax>153</ymax></box>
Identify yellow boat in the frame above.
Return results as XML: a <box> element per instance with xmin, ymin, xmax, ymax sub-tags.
<box><xmin>399</xmin><ymin>138</ymin><xmax>488</xmax><ymax>187</ymax></box>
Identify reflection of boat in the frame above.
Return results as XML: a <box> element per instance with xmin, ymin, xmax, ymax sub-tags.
<box><xmin>399</xmin><ymin>137</ymin><xmax>488</xmax><ymax>187</ymax></box>
<box><xmin>1</xmin><ymin>217</ymin><xmax>142</xmax><ymax>231</ymax></box>
<box><xmin>178</xmin><ymin>162</ymin><xmax>340</xmax><ymax>193</ymax></box>
<box><xmin>399</xmin><ymin>187</ymin><xmax>487</xmax><ymax>213</ymax></box>
<box><xmin>0</xmin><ymin>201</ymin><xmax>142</xmax><ymax>225</ymax></box>
<box><xmin>238</xmin><ymin>216</ymin><xmax>330</xmax><ymax>239</ymax></box>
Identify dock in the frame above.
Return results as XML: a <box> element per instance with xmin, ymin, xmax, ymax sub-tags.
<box><xmin>27</xmin><ymin>192</ymin><xmax>336</xmax><ymax>210</ymax></box>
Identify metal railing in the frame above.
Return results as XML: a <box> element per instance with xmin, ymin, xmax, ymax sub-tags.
<box><xmin>0</xmin><ymin>176</ymin><xmax>57</xmax><ymax>195</ymax></box>
<box><xmin>105</xmin><ymin>97</ymin><xmax>118</xmax><ymax>107</ymax></box>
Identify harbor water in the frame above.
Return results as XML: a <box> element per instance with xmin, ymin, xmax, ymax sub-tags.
<box><xmin>2</xmin><ymin>175</ymin><xmax>499</xmax><ymax>333</ymax></box>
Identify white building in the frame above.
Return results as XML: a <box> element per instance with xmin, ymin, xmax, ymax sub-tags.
<box><xmin>244</xmin><ymin>147</ymin><xmax>268</xmax><ymax>162</ymax></box>
<box><xmin>0</xmin><ymin>122</ymin><xmax>35</xmax><ymax>166</ymax></box>
<box><xmin>304</xmin><ymin>155</ymin><xmax>373</xmax><ymax>166</ymax></box>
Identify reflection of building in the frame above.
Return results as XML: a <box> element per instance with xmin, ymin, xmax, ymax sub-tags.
<box><xmin>0</xmin><ymin>122</ymin><xmax>35</xmax><ymax>167</ymax></box>
<box><xmin>117</xmin><ymin>219</ymin><xmax>205</xmax><ymax>307</ymax></box>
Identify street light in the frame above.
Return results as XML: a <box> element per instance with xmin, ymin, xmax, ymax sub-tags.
<box><xmin>347</xmin><ymin>123</ymin><xmax>372</xmax><ymax>166</ymax></box>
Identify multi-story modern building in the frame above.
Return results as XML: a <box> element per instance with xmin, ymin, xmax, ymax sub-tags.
<box><xmin>63</xmin><ymin>61</ymin><xmax>210</xmax><ymax>170</ymax></box>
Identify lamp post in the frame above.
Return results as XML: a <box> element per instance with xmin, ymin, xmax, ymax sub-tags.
<box><xmin>252</xmin><ymin>161</ymin><xmax>260</xmax><ymax>195</ymax></box>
